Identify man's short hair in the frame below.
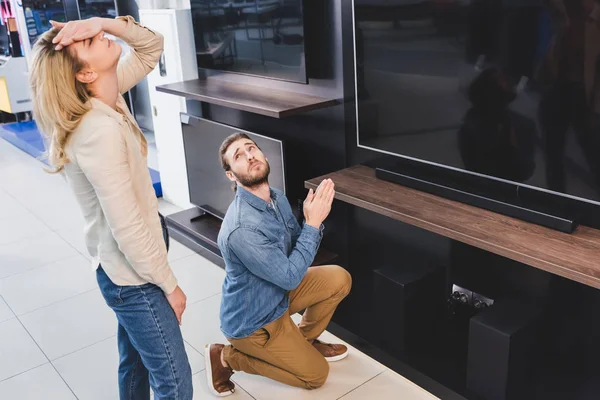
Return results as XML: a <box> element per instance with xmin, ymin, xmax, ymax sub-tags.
<box><xmin>219</xmin><ymin>132</ymin><xmax>254</xmax><ymax>171</ymax></box>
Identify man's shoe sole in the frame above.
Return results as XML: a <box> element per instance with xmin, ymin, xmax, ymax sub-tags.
<box><xmin>205</xmin><ymin>345</ymin><xmax>235</xmax><ymax>397</ymax></box>
<box><xmin>324</xmin><ymin>349</ymin><xmax>349</xmax><ymax>362</ymax></box>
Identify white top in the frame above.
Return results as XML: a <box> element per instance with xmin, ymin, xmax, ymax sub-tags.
<box><xmin>64</xmin><ymin>16</ymin><xmax>177</xmax><ymax>294</ymax></box>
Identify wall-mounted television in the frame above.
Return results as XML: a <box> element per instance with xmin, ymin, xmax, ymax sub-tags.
<box><xmin>190</xmin><ymin>0</ymin><xmax>307</xmax><ymax>83</ymax></box>
<box><xmin>181</xmin><ymin>114</ymin><xmax>286</xmax><ymax>219</ymax></box>
<box><xmin>352</xmin><ymin>0</ymin><xmax>600</xmax><ymax>230</ymax></box>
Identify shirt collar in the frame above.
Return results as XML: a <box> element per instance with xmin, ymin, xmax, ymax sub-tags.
<box><xmin>237</xmin><ymin>185</ymin><xmax>281</xmax><ymax>212</ymax></box>
<box><xmin>90</xmin><ymin>97</ymin><xmax>126</xmax><ymax>123</ymax></box>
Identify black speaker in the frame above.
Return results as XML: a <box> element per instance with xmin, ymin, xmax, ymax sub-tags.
<box><xmin>467</xmin><ymin>297</ymin><xmax>542</xmax><ymax>400</ymax></box>
<box><xmin>372</xmin><ymin>261</ymin><xmax>445</xmax><ymax>356</ymax></box>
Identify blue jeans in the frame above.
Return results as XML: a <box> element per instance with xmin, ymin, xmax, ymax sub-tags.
<box><xmin>96</xmin><ymin>214</ymin><xmax>192</xmax><ymax>399</ymax></box>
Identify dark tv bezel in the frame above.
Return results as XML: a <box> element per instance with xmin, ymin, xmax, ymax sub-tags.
<box><xmin>192</xmin><ymin>0</ymin><xmax>309</xmax><ymax>84</ymax></box>
<box><xmin>350</xmin><ymin>0</ymin><xmax>600</xmax><ymax>225</ymax></box>
<box><xmin>181</xmin><ymin>114</ymin><xmax>287</xmax><ymax>220</ymax></box>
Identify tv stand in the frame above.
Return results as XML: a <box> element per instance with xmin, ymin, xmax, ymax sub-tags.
<box><xmin>305</xmin><ymin>166</ymin><xmax>600</xmax><ymax>290</ymax></box>
<box><xmin>166</xmin><ymin>208</ymin><xmax>223</xmax><ymax>266</ymax></box>
<box><xmin>375</xmin><ymin>168</ymin><xmax>576</xmax><ymax>234</ymax></box>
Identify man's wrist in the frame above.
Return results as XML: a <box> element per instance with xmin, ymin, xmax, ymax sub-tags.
<box><xmin>305</xmin><ymin>220</ymin><xmax>321</xmax><ymax>230</ymax></box>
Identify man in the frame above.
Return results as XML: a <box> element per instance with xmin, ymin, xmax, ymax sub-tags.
<box><xmin>205</xmin><ymin>132</ymin><xmax>352</xmax><ymax>396</ymax></box>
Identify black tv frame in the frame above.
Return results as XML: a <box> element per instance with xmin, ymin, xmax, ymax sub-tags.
<box><xmin>350</xmin><ymin>0</ymin><xmax>600</xmax><ymax>232</ymax></box>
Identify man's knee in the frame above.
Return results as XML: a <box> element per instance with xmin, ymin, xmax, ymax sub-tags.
<box><xmin>330</xmin><ymin>265</ymin><xmax>352</xmax><ymax>298</ymax></box>
<box><xmin>305</xmin><ymin>358</ymin><xmax>330</xmax><ymax>389</ymax></box>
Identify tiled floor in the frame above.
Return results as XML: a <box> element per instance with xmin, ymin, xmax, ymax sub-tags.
<box><xmin>0</xmin><ymin>138</ymin><xmax>439</xmax><ymax>399</ymax></box>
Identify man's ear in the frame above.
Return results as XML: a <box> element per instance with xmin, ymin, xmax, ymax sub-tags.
<box><xmin>226</xmin><ymin>171</ymin><xmax>236</xmax><ymax>183</ymax></box>
<box><xmin>76</xmin><ymin>68</ymin><xmax>98</xmax><ymax>84</ymax></box>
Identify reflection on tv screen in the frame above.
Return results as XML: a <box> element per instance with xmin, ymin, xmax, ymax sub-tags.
<box><xmin>191</xmin><ymin>0</ymin><xmax>307</xmax><ymax>83</ymax></box>
<box><xmin>354</xmin><ymin>0</ymin><xmax>600</xmax><ymax>203</ymax></box>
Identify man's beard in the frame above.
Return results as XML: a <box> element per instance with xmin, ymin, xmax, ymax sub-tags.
<box><xmin>233</xmin><ymin>161</ymin><xmax>271</xmax><ymax>189</ymax></box>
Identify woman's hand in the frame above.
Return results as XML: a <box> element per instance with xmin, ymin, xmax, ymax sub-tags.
<box><xmin>166</xmin><ymin>285</ymin><xmax>187</xmax><ymax>325</ymax></box>
<box><xmin>51</xmin><ymin>18</ymin><xmax>104</xmax><ymax>50</ymax></box>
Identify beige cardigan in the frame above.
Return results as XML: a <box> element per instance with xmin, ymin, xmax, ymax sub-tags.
<box><xmin>64</xmin><ymin>16</ymin><xmax>177</xmax><ymax>294</ymax></box>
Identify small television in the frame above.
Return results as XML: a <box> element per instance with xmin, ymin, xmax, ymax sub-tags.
<box><xmin>353</xmin><ymin>0</ymin><xmax>600</xmax><ymax>230</ymax></box>
<box><xmin>190</xmin><ymin>0</ymin><xmax>308</xmax><ymax>83</ymax></box>
<box><xmin>181</xmin><ymin>115</ymin><xmax>286</xmax><ymax>219</ymax></box>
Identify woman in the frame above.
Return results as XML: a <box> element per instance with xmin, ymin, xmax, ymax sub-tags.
<box><xmin>29</xmin><ymin>16</ymin><xmax>193</xmax><ymax>399</ymax></box>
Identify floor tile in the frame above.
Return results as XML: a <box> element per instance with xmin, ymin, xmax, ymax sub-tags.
<box><xmin>181</xmin><ymin>295</ymin><xmax>227</xmax><ymax>352</ymax></box>
<box><xmin>19</xmin><ymin>290</ymin><xmax>116</xmax><ymax>360</ymax></box>
<box><xmin>0</xmin><ymin>232</ymin><xmax>78</xmax><ymax>279</ymax></box>
<box><xmin>56</xmin><ymin>225</ymin><xmax>90</xmax><ymax>259</ymax></box>
<box><xmin>0</xmin><ymin>211</ymin><xmax>51</xmax><ymax>246</ymax></box>
<box><xmin>0</xmin><ymin>297</ymin><xmax>13</xmax><ymax>323</ymax></box>
<box><xmin>186</xmin><ymin>342</ymin><xmax>206</xmax><ymax>375</ymax></box>
<box><xmin>0</xmin><ymin>363</ymin><xmax>76</xmax><ymax>400</ymax></box>
<box><xmin>0</xmin><ymin>254</ymin><xmax>97</xmax><ymax>315</ymax></box>
<box><xmin>230</xmin><ymin>317</ymin><xmax>387</xmax><ymax>400</ymax></box>
<box><xmin>0</xmin><ymin>318</ymin><xmax>47</xmax><ymax>381</ymax></box>
<box><xmin>171</xmin><ymin>255</ymin><xmax>225</xmax><ymax>305</ymax></box>
<box><xmin>168</xmin><ymin>239</ymin><xmax>196</xmax><ymax>263</ymax></box>
<box><xmin>0</xmin><ymin>163</ymin><xmax>54</xmax><ymax>197</ymax></box>
<box><xmin>53</xmin><ymin>336</ymin><xmax>119</xmax><ymax>400</ymax></box>
<box><xmin>192</xmin><ymin>371</ymin><xmax>255</xmax><ymax>400</ymax></box>
<box><xmin>55</xmin><ymin>336</ymin><xmax>205</xmax><ymax>400</ymax></box>
<box><xmin>0</xmin><ymin>138</ymin><xmax>31</xmax><ymax>165</ymax></box>
<box><xmin>0</xmin><ymin>190</ymin><xmax>30</xmax><ymax>220</ymax></box>
<box><xmin>339</xmin><ymin>370</ymin><xmax>440</xmax><ymax>400</ymax></box>
<box><xmin>1</xmin><ymin>166</ymin><xmax>75</xmax><ymax>207</ymax></box>
<box><xmin>25</xmin><ymin>194</ymin><xmax>85</xmax><ymax>231</ymax></box>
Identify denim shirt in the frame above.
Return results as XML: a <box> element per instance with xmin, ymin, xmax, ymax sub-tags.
<box><xmin>218</xmin><ymin>186</ymin><xmax>323</xmax><ymax>339</ymax></box>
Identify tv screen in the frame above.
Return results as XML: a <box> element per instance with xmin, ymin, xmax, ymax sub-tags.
<box><xmin>182</xmin><ymin>115</ymin><xmax>286</xmax><ymax>219</ymax></box>
<box><xmin>191</xmin><ymin>0</ymin><xmax>307</xmax><ymax>83</ymax></box>
<box><xmin>353</xmin><ymin>0</ymin><xmax>600</xmax><ymax>206</ymax></box>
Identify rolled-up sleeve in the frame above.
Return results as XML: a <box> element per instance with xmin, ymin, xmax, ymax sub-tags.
<box><xmin>116</xmin><ymin>15</ymin><xmax>164</xmax><ymax>94</ymax></box>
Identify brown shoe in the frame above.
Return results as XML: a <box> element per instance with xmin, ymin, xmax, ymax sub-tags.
<box><xmin>312</xmin><ymin>339</ymin><xmax>349</xmax><ymax>362</ymax></box>
<box><xmin>205</xmin><ymin>344</ymin><xmax>235</xmax><ymax>397</ymax></box>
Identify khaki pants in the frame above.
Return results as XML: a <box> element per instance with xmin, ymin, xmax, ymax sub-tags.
<box><xmin>223</xmin><ymin>265</ymin><xmax>352</xmax><ymax>389</ymax></box>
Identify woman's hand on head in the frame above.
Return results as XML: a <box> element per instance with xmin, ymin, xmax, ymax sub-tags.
<box><xmin>51</xmin><ymin>18</ymin><xmax>104</xmax><ymax>50</ymax></box>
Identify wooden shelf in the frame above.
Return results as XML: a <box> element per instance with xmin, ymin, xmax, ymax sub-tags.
<box><xmin>156</xmin><ymin>77</ymin><xmax>339</xmax><ymax>118</ymax></box>
<box><xmin>305</xmin><ymin>165</ymin><xmax>600</xmax><ymax>290</ymax></box>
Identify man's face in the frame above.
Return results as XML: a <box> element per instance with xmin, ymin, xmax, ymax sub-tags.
<box><xmin>225</xmin><ymin>138</ymin><xmax>270</xmax><ymax>188</ymax></box>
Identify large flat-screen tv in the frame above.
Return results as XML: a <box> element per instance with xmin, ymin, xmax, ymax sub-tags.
<box><xmin>190</xmin><ymin>0</ymin><xmax>307</xmax><ymax>83</ymax></box>
<box><xmin>182</xmin><ymin>115</ymin><xmax>286</xmax><ymax>219</ymax></box>
<box><xmin>353</xmin><ymin>0</ymin><xmax>600</xmax><ymax>229</ymax></box>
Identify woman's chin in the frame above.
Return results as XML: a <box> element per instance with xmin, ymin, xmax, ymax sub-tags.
<box><xmin>112</xmin><ymin>49</ymin><xmax>122</xmax><ymax>66</ymax></box>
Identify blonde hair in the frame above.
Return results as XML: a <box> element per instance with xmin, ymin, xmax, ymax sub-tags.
<box><xmin>29</xmin><ymin>28</ymin><xmax>148</xmax><ymax>173</ymax></box>
<box><xmin>29</xmin><ymin>28</ymin><xmax>91</xmax><ymax>173</ymax></box>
